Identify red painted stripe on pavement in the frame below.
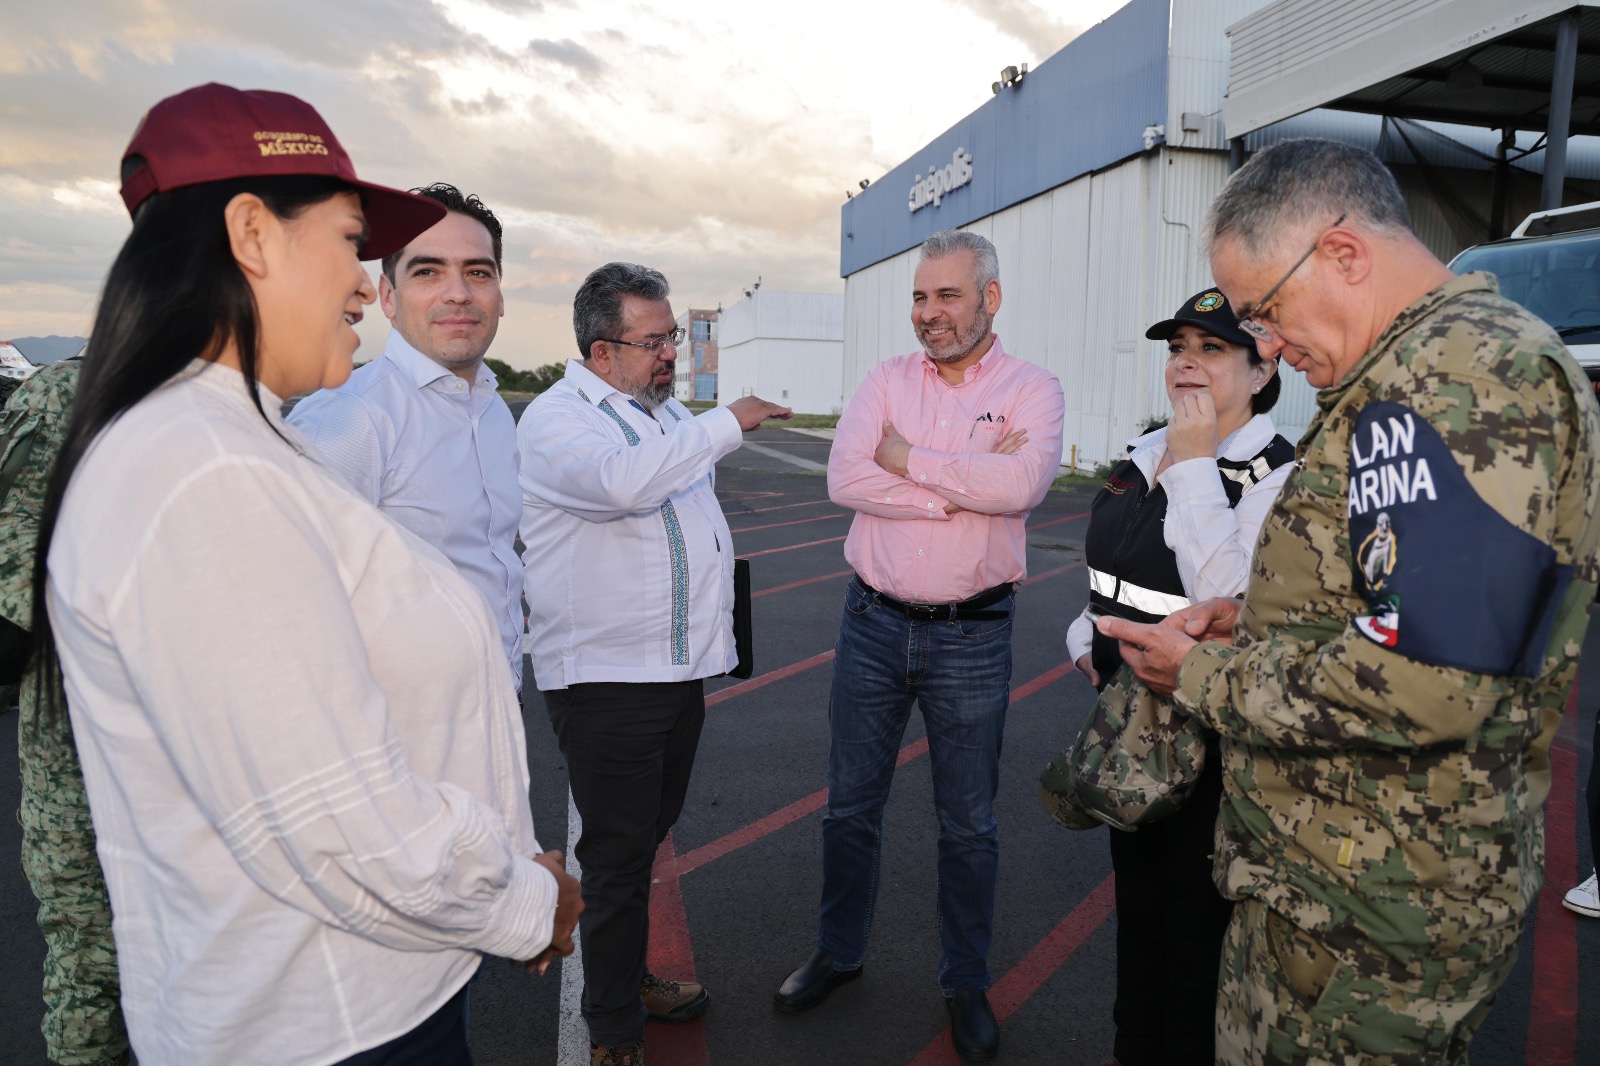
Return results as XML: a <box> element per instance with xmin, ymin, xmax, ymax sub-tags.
<box><xmin>716</xmin><ymin>490</ymin><xmax>784</xmax><ymax>501</ymax></box>
<box><xmin>1525</xmin><ymin>683</ymin><xmax>1581</xmax><ymax>1066</ymax></box>
<box><xmin>705</xmin><ymin>650</ymin><xmax>836</xmax><ymax>707</ymax></box>
<box><xmin>908</xmin><ymin>876</ymin><xmax>1118</xmax><ymax>1066</ymax></box>
<box><xmin>729</xmin><ymin>511</ymin><xmax>850</xmax><ymax>534</ymax></box>
<box><xmin>1010</xmin><ymin>661</ymin><xmax>1074</xmax><ymax>701</ymax></box>
<box><xmin>737</xmin><ymin>535</ymin><xmax>847</xmax><ymax>560</ymax></box>
<box><xmin>753</xmin><ymin>569</ymin><xmax>856</xmax><ymax>599</ymax></box>
<box><xmin>666</xmin><ymin>662</ymin><xmax>1072</xmax><ymax>878</ymax></box>
<box><xmin>646</xmin><ymin>831</ymin><xmax>711</xmax><ymax>1065</ymax></box>
<box><xmin>1022</xmin><ymin>561</ymin><xmax>1083</xmax><ymax>587</ymax></box>
<box><xmin>732</xmin><ymin>498</ymin><xmax>834</xmax><ymax>516</ymax></box>
<box><xmin>1026</xmin><ymin>509</ymin><xmax>1090</xmax><ymax>532</ymax></box>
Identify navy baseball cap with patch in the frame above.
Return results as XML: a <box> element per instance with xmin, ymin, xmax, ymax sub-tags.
<box><xmin>1144</xmin><ymin>288</ymin><xmax>1256</xmax><ymax>349</ymax></box>
<box><xmin>118</xmin><ymin>83</ymin><xmax>446</xmax><ymax>261</ymax></box>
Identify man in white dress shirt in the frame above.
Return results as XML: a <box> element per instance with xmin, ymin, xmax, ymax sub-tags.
<box><xmin>290</xmin><ymin>183</ymin><xmax>525</xmax><ymax>686</ymax></box>
<box><xmin>520</xmin><ymin>262</ymin><xmax>790</xmax><ymax>1066</ymax></box>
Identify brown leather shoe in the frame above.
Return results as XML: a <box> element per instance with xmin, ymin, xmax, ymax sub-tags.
<box><xmin>640</xmin><ymin>971</ymin><xmax>710</xmax><ymax>1022</ymax></box>
<box><xmin>590</xmin><ymin>1042</ymin><xmax>645</xmax><ymax>1066</ymax></box>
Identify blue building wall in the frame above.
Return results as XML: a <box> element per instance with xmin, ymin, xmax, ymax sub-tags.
<box><xmin>839</xmin><ymin>0</ymin><xmax>1171</xmax><ymax>278</ymax></box>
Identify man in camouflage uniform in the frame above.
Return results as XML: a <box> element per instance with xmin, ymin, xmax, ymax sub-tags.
<box><xmin>1102</xmin><ymin>138</ymin><xmax>1600</xmax><ymax>1065</ymax></box>
<box><xmin>0</xmin><ymin>359</ymin><xmax>129</xmax><ymax>1066</ymax></box>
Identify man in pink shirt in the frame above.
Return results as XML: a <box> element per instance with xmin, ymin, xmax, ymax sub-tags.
<box><xmin>773</xmin><ymin>230</ymin><xmax>1064</xmax><ymax>1062</ymax></box>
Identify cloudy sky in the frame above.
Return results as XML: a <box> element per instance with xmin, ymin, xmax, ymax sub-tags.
<box><xmin>1</xmin><ymin>0</ymin><xmax>1126</xmax><ymax>369</ymax></box>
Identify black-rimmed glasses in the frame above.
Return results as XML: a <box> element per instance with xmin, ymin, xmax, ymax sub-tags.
<box><xmin>1236</xmin><ymin>213</ymin><xmax>1347</xmax><ymax>341</ymax></box>
<box><xmin>599</xmin><ymin>327</ymin><xmax>686</xmax><ymax>356</ymax></box>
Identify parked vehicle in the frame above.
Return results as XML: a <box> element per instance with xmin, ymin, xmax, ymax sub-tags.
<box><xmin>1449</xmin><ymin>202</ymin><xmax>1600</xmax><ymax>399</ymax></box>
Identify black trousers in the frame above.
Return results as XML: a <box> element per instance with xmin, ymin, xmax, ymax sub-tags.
<box><xmin>1107</xmin><ymin>745</ymin><xmax>1233</xmax><ymax>1066</ymax></box>
<box><xmin>545</xmin><ymin>680</ymin><xmax>706</xmax><ymax>1047</ymax></box>
<box><xmin>333</xmin><ymin>986</ymin><xmax>471</xmax><ymax>1065</ymax></box>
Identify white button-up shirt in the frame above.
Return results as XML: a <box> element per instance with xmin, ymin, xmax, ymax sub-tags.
<box><xmin>48</xmin><ymin>362</ymin><xmax>556</xmax><ymax>1066</ymax></box>
<box><xmin>1065</xmin><ymin>413</ymin><xmax>1293</xmax><ymax>662</ymax></box>
<box><xmin>290</xmin><ymin>332</ymin><xmax>524</xmax><ymax>686</ymax></box>
<box><xmin>520</xmin><ymin>360</ymin><xmax>742</xmax><ymax>690</ymax></box>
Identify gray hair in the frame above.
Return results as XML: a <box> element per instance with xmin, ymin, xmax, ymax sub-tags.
<box><xmin>1204</xmin><ymin>138</ymin><xmax>1412</xmax><ymax>261</ymax></box>
<box><xmin>918</xmin><ymin>229</ymin><xmax>999</xmax><ymax>290</ymax></box>
<box><xmin>574</xmin><ymin>262</ymin><xmax>671</xmax><ymax>359</ymax></box>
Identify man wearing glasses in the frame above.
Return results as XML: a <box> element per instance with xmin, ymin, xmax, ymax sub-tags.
<box><xmin>1101</xmin><ymin>138</ymin><xmax>1600</xmax><ymax>1064</ymax></box>
<box><xmin>519</xmin><ymin>262</ymin><xmax>790</xmax><ymax>1066</ymax></box>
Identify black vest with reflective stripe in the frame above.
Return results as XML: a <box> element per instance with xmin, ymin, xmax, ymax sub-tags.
<box><xmin>1085</xmin><ymin>433</ymin><xmax>1294</xmax><ymax>687</ymax></box>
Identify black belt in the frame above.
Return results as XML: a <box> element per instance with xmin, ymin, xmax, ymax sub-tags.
<box><xmin>859</xmin><ymin>579</ymin><xmax>1016</xmax><ymax>621</ymax></box>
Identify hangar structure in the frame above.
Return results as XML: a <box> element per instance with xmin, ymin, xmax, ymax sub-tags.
<box><xmin>839</xmin><ymin>0</ymin><xmax>1600</xmax><ymax>466</ymax></box>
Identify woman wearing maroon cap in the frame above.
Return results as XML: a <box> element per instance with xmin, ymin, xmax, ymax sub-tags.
<box><xmin>27</xmin><ymin>84</ymin><xmax>579</xmax><ymax>1066</ymax></box>
<box><xmin>1065</xmin><ymin>289</ymin><xmax>1292</xmax><ymax>1066</ymax></box>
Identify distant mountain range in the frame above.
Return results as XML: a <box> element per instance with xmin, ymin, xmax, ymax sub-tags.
<box><xmin>3</xmin><ymin>336</ymin><xmax>86</xmax><ymax>364</ymax></box>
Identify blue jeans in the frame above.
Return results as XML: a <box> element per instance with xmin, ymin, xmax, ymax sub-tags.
<box><xmin>817</xmin><ymin>577</ymin><xmax>1015</xmax><ymax>992</ymax></box>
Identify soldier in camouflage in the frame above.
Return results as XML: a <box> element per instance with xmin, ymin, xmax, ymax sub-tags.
<box><xmin>0</xmin><ymin>359</ymin><xmax>129</xmax><ymax>1066</ymax></box>
<box><xmin>1102</xmin><ymin>138</ymin><xmax>1600</xmax><ymax>1065</ymax></box>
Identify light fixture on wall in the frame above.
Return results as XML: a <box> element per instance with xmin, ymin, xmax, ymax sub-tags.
<box><xmin>992</xmin><ymin>63</ymin><xmax>1028</xmax><ymax>95</ymax></box>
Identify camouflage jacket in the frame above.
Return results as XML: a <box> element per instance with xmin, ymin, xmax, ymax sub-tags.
<box><xmin>0</xmin><ymin>360</ymin><xmax>80</xmax><ymax>631</ymax></box>
<box><xmin>1175</xmin><ymin>272</ymin><xmax>1600</xmax><ymax>960</ymax></box>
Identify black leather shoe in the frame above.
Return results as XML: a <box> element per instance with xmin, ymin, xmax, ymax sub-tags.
<box><xmin>772</xmin><ymin>949</ymin><xmax>862</xmax><ymax>1013</ymax></box>
<box><xmin>947</xmin><ymin>988</ymin><xmax>999</xmax><ymax>1062</ymax></box>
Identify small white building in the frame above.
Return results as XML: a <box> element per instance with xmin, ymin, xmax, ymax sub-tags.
<box><xmin>717</xmin><ymin>291</ymin><xmax>845</xmax><ymax>415</ymax></box>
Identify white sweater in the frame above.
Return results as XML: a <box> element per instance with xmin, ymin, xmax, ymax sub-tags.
<box><xmin>47</xmin><ymin>361</ymin><xmax>557</xmax><ymax>1066</ymax></box>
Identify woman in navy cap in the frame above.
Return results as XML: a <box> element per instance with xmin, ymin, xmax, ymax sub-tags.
<box><xmin>28</xmin><ymin>84</ymin><xmax>579</xmax><ymax>1066</ymax></box>
<box><xmin>1065</xmin><ymin>289</ymin><xmax>1292</xmax><ymax>1066</ymax></box>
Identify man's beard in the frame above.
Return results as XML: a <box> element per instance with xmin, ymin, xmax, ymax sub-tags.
<box><xmin>621</xmin><ymin>363</ymin><xmax>674</xmax><ymax>409</ymax></box>
<box><xmin>922</xmin><ymin>304</ymin><xmax>994</xmax><ymax>364</ymax></box>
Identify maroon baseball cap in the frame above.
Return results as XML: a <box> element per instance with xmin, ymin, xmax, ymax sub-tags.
<box><xmin>119</xmin><ymin>83</ymin><xmax>446</xmax><ymax>261</ymax></box>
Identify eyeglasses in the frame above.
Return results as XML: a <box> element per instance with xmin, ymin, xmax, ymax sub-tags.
<box><xmin>599</xmin><ymin>327</ymin><xmax>686</xmax><ymax>356</ymax></box>
<box><xmin>1236</xmin><ymin>212</ymin><xmax>1347</xmax><ymax>341</ymax></box>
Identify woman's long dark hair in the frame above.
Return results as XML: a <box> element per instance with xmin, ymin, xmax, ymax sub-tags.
<box><xmin>29</xmin><ymin>170</ymin><xmax>357</xmax><ymax>721</ymax></box>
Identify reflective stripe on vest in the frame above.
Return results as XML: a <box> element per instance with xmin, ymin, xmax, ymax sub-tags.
<box><xmin>1087</xmin><ymin>566</ymin><xmax>1192</xmax><ymax>617</ymax></box>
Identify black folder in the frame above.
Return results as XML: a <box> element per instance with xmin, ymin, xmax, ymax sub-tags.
<box><xmin>729</xmin><ymin>557</ymin><xmax>754</xmax><ymax>679</ymax></box>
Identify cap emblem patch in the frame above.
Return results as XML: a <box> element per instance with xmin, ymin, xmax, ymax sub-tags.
<box><xmin>254</xmin><ymin>130</ymin><xmax>329</xmax><ymax>157</ymax></box>
<box><xmin>1195</xmin><ymin>292</ymin><xmax>1224</xmax><ymax>312</ymax></box>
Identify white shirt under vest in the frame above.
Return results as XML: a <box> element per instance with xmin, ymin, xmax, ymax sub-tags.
<box><xmin>290</xmin><ymin>331</ymin><xmax>525</xmax><ymax>687</ymax></box>
<box><xmin>519</xmin><ymin>359</ymin><xmax>742</xmax><ymax>690</ymax></box>
<box><xmin>48</xmin><ymin>361</ymin><xmax>557</xmax><ymax>1066</ymax></box>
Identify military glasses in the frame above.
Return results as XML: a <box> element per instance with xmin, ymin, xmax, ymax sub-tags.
<box><xmin>1236</xmin><ymin>212</ymin><xmax>1347</xmax><ymax>341</ymax></box>
<box><xmin>600</xmin><ymin>327</ymin><xmax>686</xmax><ymax>356</ymax></box>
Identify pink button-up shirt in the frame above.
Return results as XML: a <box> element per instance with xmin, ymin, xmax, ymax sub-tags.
<box><xmin>828</xmin><ymin>336</ymin><xmax>1065</xmax><ymax>603</ymax></box>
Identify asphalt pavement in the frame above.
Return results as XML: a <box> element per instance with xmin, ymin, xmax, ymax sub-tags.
<box><xmin>0</xmin><ymin>425</ymin><xmax>1595</xmax><ymax>1065</ymax></box>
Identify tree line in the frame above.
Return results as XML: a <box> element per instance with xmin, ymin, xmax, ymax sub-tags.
<box><xmin>485</xmin><ymin>359</ymin><xmax>566</xmax><ymax>394</ymax></box>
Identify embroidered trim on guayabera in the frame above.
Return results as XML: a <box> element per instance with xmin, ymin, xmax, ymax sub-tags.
<box><xmin>596</xmin><ymin>398</ymin><xmax>690</xmax><ymax>665</ymax></box>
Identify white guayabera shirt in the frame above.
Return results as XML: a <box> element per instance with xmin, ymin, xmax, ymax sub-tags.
<box><xmin>519</xmin><ymin>359</ymin><xmax>741</xmax><ymax>691</ymax></box>
<box><xmin>47</xmin><ymin>361</ymin><xmax>557</xmax><ymax>1066</ymax></box>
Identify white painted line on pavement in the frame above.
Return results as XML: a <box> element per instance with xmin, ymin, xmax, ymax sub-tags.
<box><xmin>739</xmin><ymin>440</ymin><xmax>827</xmax><ymax>473</ymax></box>
<box><xmin>557</xmin><ymin>789</ymin><xmax>586</xmax><ymax>1066</ymax></box>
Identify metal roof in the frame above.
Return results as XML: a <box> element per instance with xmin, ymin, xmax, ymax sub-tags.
<box><xmin>1225</xmin><ymin>1</ymin><xmax>1600</xmax><ymax>138</ymax></box>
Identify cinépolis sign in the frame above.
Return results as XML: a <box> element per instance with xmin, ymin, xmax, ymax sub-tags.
<box><xmin>907</xmin><ymin>147</ymin><xmax>974</xmax><ymax>213</ymax></box>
